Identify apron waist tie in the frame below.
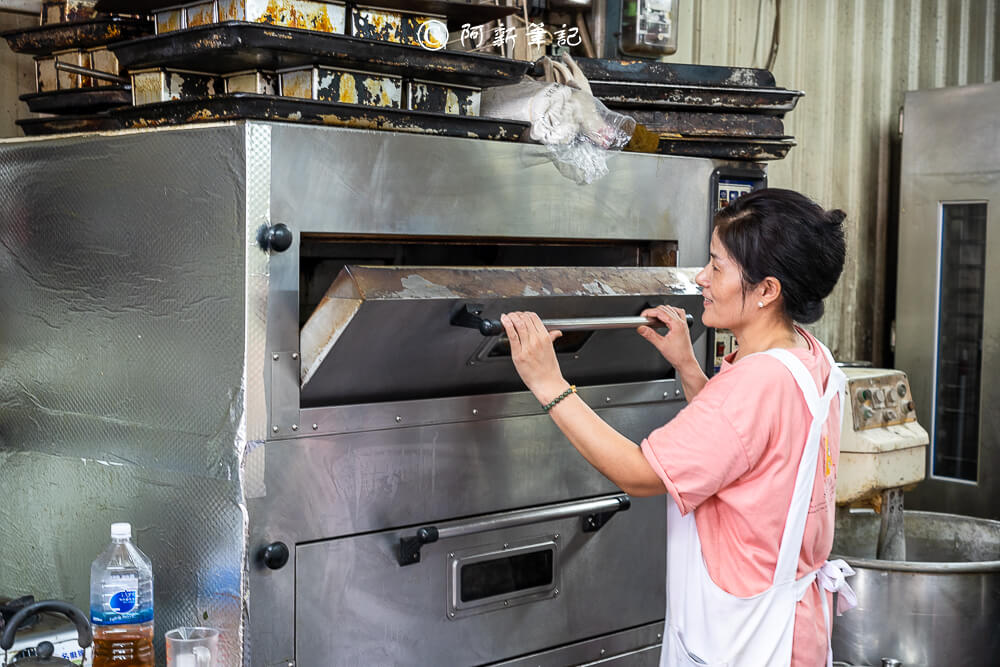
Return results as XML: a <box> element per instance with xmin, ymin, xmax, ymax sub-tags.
<box><xmin>818</xmin><ymin>559</ymin><xmax>858</xmax><ymax>614</ymax></box>
<box><xmin>816</xmin><ymin>559</ymin><xmax>858</xmax><ymax>667</ymax></box>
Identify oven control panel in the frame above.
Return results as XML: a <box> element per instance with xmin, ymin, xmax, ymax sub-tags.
<box><xmin>712</xmin><ymin>329</ymin><xmax>737</xmax><ymax>373</ymax></box>
<box><xmin>847</xmin><ymin>370</ymin><xmax>917</xmax><ymax>431</ymax></box>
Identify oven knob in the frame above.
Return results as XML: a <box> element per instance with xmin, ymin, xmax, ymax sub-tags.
<box><xmin>257</xmin><ymin>223</ymin><xmax>293</xmax><ymax>253</ymax></box>
<box><xmin>261</xmin><ymin>541</ymin><xmax>290</xmax><ymax>570</ymax></box>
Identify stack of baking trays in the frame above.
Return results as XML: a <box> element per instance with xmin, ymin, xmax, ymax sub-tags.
<box><xmin>1</xmin><ymin>0</ymin><xmax>152</xmax><ymax>135</ymax></box>
<box><xmin>570</xmin><ymin>57</ymin><xmax>803</xmax><ymax>161</ymax></box>
<box><xmin>4</xmin><ymin>0</ymin><xmax>534</xmax><ymax>141</ymax></box>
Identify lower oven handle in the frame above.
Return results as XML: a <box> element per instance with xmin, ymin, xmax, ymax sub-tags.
<box><xmin>397</xmin><ymin>494</ymin><xmax>631</xmax><ymax>566</ymax></box>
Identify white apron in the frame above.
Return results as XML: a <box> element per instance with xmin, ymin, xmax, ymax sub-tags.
<box><xmin>660</xmin><ymin>344</ymin><xmax>857</xmax><ymax>667</ymax></box>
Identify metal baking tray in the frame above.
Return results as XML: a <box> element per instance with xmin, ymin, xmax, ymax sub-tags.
<box><xmin>277</xmin><ymin>65</ymin><xmax>403</xmax><ymax>108</ymax></box>
<box><xmin>110</xmin><ymin>93</ymin><xmax>529</xmax><ymax>141</ymax></box>
<box><xmin>16</xmin><ymin>113</ymin><xmax>122</xmax><ymax>135</ymax></box>
<box><xmin>568</xmin><ymin>58</ymin><xmax>778</xmax><ymax>88</ymax></box>
<box><xmin>0</xmin><ymin>17</ymin><xmax>152</xmax><ymax>55</ymax></box>
<box><xmin>41</xmin><ymin>0</ymin><xmax>101</xmax><ymax>25</ymax></box>
<box><xmin>593</xmin><ymin>81</ymin><xmax>803</xmax><ymax>115</ymax></box>
<box><xmin>20</xmin><ymin>86</ymin><xmax>131</xmax><ymax>113</ymax></box>
<box><xmin>94</xmin><ymin>0</ymin><xmax>516</xmax><ymax>29</ymax></box>
<box><xmin>624</xmin><ymin>110</ymin><xmax>784</xmax><ymax>138</ymax></box>
<box><xmin>154</xmin><ymin>0</ymin><xmax>347</xmax><ymax>35</ymax></box>
<box><xmin>653</xmin><ymin>136</ymin><xmax>796</xmax><ymax>161</ymax></box>
<box><xmin>109</xmin><ymin>21</ymin><xmax>531</xmax><ymax>87</ymax></box>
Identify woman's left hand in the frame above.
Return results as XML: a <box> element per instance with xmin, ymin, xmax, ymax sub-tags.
<box><xmin>501</xmin><ymin>311</ymin><xmax>568</xmax><ymax>404</ymax></box>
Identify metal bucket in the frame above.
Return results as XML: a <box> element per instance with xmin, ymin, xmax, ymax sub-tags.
<box><xmin>831</xmin><ymin>510</ymin><xmax>1000</xmax><ymax>666</ymax></box>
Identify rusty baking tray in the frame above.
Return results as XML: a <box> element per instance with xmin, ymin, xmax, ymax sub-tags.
<box><xmin>568</xmin><ymin>58</ymin><xmax>778</xmax><ymax>88</ymax></box>
<box><xmin>654</xmin><ymin>136</ymin><xmax>796</xmax><ymax>161</ymax></box>
<box><xmin>94</xmin><ymin>0</ymin><xmax>516</xmax><ymax>29</ymax></box>
<box><xmin>16</xmin><ymin>113</ymin><xmax>122</xmax><ymax>135</ymax></box>
<box><xmin>592</xmin><ymin>81</ymin><xmax>803</xmax><ymax>116</ymax></box>
<box><xmin>1</xmin><ymin>17</ymin><xmax>152</xmax><ymax>55</ymax></box>
<box><xmin>110</xmin><ymin>93</ymin><xmax>529</xmax><ymax>141</ymax></box>
<box><xmin>624</xmin><ymin>110</ymin><xmax>784</xmax><ymax>138</ymax></box>
<box><xmin>20</xmin><ymin>85</ymin><xmax>131</xmax><ymax>113</ymax></box>
<box><xmin>110</xmin><ymin>22</ymin><xmax>531</xmax><ymax>87</ymax></box>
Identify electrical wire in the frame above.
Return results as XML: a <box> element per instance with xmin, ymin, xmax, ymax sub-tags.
<box><xmin>765</xmin><ymin>0</ymin><xmax>782</xmax><ymax>71</ymax></box>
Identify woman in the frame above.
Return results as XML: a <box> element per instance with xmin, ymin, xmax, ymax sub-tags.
<box><xmin>500</xmin><ymin>188</ymin><xmax>855</xmax><ymax>667</ymax></box>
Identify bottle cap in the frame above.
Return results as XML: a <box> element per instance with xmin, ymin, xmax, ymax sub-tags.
<box><xmin>111</xmin><ymin>522</ymin><xmax>132</xmax><ymax>539</ymax></box>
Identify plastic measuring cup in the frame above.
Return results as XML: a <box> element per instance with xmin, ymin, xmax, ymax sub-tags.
<box><xmin>165</xmin><ymin>627</ymin><xmax>219</xmax><ymax>667</ymax></box>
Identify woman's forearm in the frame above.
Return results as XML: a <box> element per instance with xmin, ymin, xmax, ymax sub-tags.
<box><xmin>538</xmin><ymin>387</ymin><xmax>666</xmax><ymax>497</ymax></box>
<box><xmin>675</xmin><ymin>356</ymin><xmax>709</xmax><ymax>400</ymax></box>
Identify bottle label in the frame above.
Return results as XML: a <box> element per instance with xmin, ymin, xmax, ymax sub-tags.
<box><xmin>91</xmin><ymin>574</ymin><xmax>153</xmax><ymax>625</ymax></box>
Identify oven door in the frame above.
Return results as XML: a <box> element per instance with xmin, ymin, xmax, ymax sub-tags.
<box><xmin>299</xmin><ymin>265</ymin><xmax>706</xmax><ymax>407</ymax></box>
<box><xmin>294</xmin><ymin>494</ymin><xmax>666</xmax><ymax>665</ymax></box>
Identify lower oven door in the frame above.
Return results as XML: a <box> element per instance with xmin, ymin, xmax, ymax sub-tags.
<box><xmin>294</xmin><ymin>494</ymin><xmax>666</xmax><ymax>665</ymax></box>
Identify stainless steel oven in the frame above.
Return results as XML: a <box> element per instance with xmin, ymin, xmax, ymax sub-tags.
<box><xmin>0</xmin><ymin>121</ymin><xmax>764</xmax><ymax>666</ymax></box>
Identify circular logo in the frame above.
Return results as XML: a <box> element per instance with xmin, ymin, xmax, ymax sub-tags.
<box><xmin>110</xmin><ymin>590</ymin><xmax>136</xmax><ymax>613</ymax></box>
<box><xmin>417</xmin><ymin>20</ymin><xmax>448</xmax><ymax>51</ymax></box>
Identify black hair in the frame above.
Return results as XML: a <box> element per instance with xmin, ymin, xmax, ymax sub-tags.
<box><xmin>714</xmin><ymin>188</ymin><xmax>846</xmax><ymax>324</ymax></box>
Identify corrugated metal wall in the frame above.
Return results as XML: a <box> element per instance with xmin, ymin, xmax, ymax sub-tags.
<box><xmin>668</xmin><ymin>0</ymin><xmax>999</xmax><ymax>363</ymax></box>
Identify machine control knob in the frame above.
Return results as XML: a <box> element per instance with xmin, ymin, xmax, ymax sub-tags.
<box><xmin>258</xmin><ymin>223</ymin><xmax>293</xmax><ymax>253</ymax></box>
<box><xmin>897</xmin><ymin>383</ymin><xmax>907</xmax><ymax>397</ymax></box>
<box><xmin>886</xmin><ymin>391</ymin><xmax>897</xmax><ymax>404</ymax></box>
<box><xmin>874</xmin><ymin>388</ymin><xmax>886</xmax><ymax>404</ymax></box>
<box><xmin>863</xmin><ymin>407</ymin><xmax>874</xmax><ymax>420</ymax></box>
<box><xmin>861</xmin><ymin>389</ymin><xmax>872</xmax><ymax>401</ymax></box>
<box><xmin>856</xmin><ymin>389</ymin><xmax>867</xmax><ymax>403</ymax></box>
<box><xmin>261</xmin><ymin>541</ymin><xmax>290</xmax><ymax>570</ymax></box>
<box><xmin>884</xmin><ymin>410</ymin><xmax>897</xmax><ymax>422</ymax></box>
<box><xmin>905</xmin><ymin>401</ymin><xmax>915</xmax><ymax>413</ymax></box>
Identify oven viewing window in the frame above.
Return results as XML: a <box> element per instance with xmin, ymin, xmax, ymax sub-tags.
<box><xmin>460</xmin><ymin>549</ymin><xmax>555</xmax><ymax>603</ymax></box>
<box><xmin>448</xmin><ymin>540</ymin><xmax>560</xmax><ymax>617</ymax></box>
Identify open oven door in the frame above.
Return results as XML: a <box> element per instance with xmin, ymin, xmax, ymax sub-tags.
<box><xmin>300</xmin><ymin>265</ymin><xmax>706</xmax><ymax>407</ymax></box>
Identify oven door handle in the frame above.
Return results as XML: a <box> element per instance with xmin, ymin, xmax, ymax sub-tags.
<box><xmin>397</xmin><ymin>494</ymin><xmax>631</xmax><ymax>566</ymax></box>
<box><xmin>451</xmin><ymin>304</ymin><xmax>693</xmax><ymax>336</ymax></box>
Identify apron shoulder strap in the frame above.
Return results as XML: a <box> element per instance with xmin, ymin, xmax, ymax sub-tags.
<box><xmin>761</xmin><ymin>347</ymin><xmax>844</xmax><ymax>584</ymax></box>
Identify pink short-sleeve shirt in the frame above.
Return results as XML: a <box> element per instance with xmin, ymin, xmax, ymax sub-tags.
<box><xmin>640</xmin><ymin>327</ymin><xmax>840</xmax><ymax>667</ymax></box>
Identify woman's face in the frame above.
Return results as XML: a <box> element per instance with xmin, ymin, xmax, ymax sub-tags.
<box><xmin>695</xmin><ymin>230</ymin><xmax>750</xmax><ymax>330</ymax></box>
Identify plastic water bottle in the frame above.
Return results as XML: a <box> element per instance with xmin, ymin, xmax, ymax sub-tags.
<box><xmin>90</xmin><ymin>522</ymin><xmax>155</xmax><ymax>667</ymax></box>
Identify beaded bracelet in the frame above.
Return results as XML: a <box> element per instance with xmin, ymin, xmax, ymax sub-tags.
<box><xmin>542</xmin><ymin>385</ymin><xmax>577</xmax><ymax>412</ymax></box>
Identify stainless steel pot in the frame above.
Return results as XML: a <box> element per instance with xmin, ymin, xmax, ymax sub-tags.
<box><xmin>831</xmin><ymin>509</ymin><xmax>1000</xmax><ymax>667</ymax></box>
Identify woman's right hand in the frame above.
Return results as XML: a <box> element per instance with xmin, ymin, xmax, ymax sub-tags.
<box><xmin>637</xmin><ymin>305</ymin><xmax>698</xmax><ymax>369</ymax></box>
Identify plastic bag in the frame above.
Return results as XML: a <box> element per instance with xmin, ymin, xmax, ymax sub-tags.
<box><xmin>480</xmin><ymin>55</ymin><xmax>636</xmax><ymax>185</ymax></box>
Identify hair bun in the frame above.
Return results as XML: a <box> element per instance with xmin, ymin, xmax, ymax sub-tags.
<box><xmin>826</xmin><ymin>209</ymin><xmax>847</xmax><ymax>227</ymax></box>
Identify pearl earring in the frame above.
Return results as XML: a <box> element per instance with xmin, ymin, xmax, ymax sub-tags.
<box><xmin>758</xmin><ymin>301</ymin><xmax>764</xmax><ymax>308</ymax></box>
